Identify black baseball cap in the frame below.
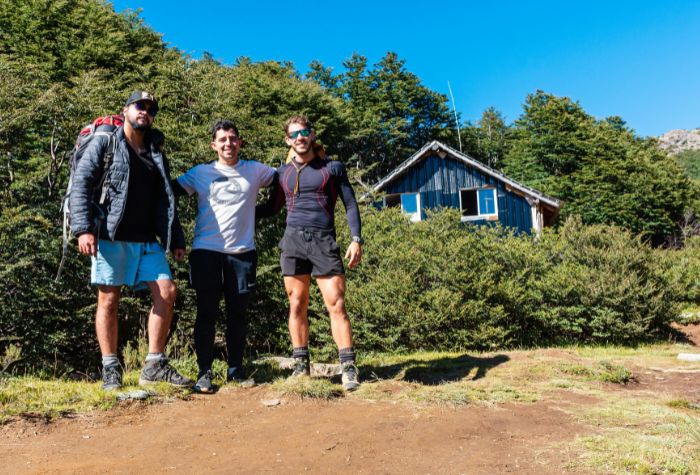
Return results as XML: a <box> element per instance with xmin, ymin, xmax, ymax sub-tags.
<box><xmin>125</xmin><ymin>90</ymin><xmax>159</xmax><ymax>111</ymax></box>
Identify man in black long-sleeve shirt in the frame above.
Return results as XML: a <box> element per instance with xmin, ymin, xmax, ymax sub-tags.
<box><xmin>262</xmin><ymin>115</ymin><xmax>363</xmax><ymax>391</ymax></box>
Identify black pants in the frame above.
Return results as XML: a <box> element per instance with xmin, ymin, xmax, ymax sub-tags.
<box><xmin>189</xmin><ymin>249</ymin><xmax>257</xmax><ymax>372</ymax></box>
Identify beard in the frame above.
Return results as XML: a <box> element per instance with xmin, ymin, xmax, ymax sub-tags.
<box><xmin>292</xmin><ymin>139</ymin><xmax>313</xmax><ymax>155</ymax></box>
<box><xmin>129</xmin><ymin>117</ymin><xmax>152</xmax><ymax>131</ymax></box>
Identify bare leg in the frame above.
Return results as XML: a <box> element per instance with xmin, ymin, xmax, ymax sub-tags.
<box><xmin>315</xmin><ymin>275</ymin><xmax>353</xmax><ymax>349</ymax></box>
<box><xmin>96</xmin><ymin>285</ymin><xmax>121</xmax><ymax>355</ymax></box>
<box><xmin>284</xmin><ymin>275</ymin><xmax>311</xmax><ymax>347</ymax></box>
<box><xmin>145</xmin><ymin>279</ymin><xmax>177</xmax><ymax>353</ymax></box>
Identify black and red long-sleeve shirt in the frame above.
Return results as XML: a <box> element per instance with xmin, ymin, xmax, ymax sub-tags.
<box><xmin>261</xmin><ymin>157</ymin><xmax>362</xmax><ymax>238</ymax></box>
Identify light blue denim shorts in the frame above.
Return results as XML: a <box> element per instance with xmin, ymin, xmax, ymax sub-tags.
<box><xmin>91</xmin><ymin>240</ymin><xmax>172</xmax><ymax>288</ymax></box>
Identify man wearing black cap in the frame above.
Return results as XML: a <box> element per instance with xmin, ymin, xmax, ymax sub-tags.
<box><xmin>70</xmin><ymin>91</ymin><xmax>191</xmax><ymax>391</ymax></box>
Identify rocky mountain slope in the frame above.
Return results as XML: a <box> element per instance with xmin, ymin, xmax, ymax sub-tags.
<box><xmin>658</xmin><ymin>129</ymin><xmax>700</xmax><ymax>155</ymax></box>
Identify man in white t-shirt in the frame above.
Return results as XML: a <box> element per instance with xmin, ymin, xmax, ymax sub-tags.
<box><xmin>172</xmin><ymin>120</ymin><xmax>276</xmax><ymax>393</ymax></box>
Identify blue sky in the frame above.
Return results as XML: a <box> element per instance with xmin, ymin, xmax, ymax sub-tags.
<box><xmin>111</xmin><ymin>0</ymin><xmax>700</xmax><ymax>137</ymax></box>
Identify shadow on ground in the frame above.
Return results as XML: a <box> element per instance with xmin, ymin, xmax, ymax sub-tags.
<box><xmin>247</xmin><ymin>353</ymin><xmax>511</xmax><ymax>386</ymax></box>
<box><xmin>362</xmin><ymin>354</ymin><xmax>511</xmax><ymax>385</ymax></box>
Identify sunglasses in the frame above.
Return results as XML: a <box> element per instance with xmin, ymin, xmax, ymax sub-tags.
<box><xmin>288</xmin><ymin>128</ymin><xmax>311</xmax><ymax>139</ymax></box>
<box><xmin>133</xmin><ymin>101</ymin><xmax>157</xmax><ymax>117</ymax></box>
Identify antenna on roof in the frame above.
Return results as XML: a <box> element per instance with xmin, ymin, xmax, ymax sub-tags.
<box><xmin>447</xmin><ymin>81</ymin><xmax>462</xmax><ymax>153</ymax></box>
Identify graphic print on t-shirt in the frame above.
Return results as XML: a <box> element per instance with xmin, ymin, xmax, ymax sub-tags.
<box><xmin>210</xmin><ymin>176</ymin><xmax>243</xmax><ymax>206</ymax></box>
<box><xmin>176</xmin><ymin>160</ymin><xmax>276</xmax><ymax>253</ymax></box>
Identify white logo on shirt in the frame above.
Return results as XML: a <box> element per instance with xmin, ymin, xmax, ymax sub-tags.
<box><xmin>210</xmin><ymin>177</ymin><xmax>242</xmax><ymax>205</ymax></box>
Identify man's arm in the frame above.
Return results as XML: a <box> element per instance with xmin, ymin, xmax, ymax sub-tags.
<box><xmin>70</xmin><ymin>134</ymin><xmax>111</xmax><ymax>256</ymax></box>
<box><xmin>332</xmin><ymin>162</ymin><xmax>362</xmax><ymax>239</ymax></box>
<box><xmin>255</xmin><ymin>173</ymin><xmax>285</xmax><ymax>220</ymax></box>
<box><xmin>171</xmin><ymin>179</ymin><xmax>189</xmax><ymax>197</ymax></box>
<box><xmin>332</xmin><ymin>161</ymin><xmax>363</xmax><ymax>269</ymax></box>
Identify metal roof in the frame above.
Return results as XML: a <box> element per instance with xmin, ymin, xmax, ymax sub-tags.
<box><xmin>372</xmin><ymin>141</ymin><xmax>562</xmax><ymax>209</ymax></box>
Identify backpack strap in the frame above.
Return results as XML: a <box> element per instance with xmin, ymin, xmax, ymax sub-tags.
<box><xmin>96</xmin><ymin>131</ymin><xmax>117</xmax><ymax>205</ymax></box>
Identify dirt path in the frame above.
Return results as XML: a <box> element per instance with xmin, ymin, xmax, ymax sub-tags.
<box><xmin>5</xmin><ymin>324</ymin><xmax>700</xmax><ymax>474</ymax></box>
<box><xmin>2</xmin><ymin>387</ymin><xmax>589</xmax><ymax>474</ymax></box>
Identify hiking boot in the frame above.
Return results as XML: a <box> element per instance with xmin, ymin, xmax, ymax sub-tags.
<box><xmin>227</xmin><ymin>366</ymin><xmax>247</xmax><ymax>383</ymax></box>
<box><xmin>102</xmin><ymin>364</ymin><xmax>122</xmax><ymax>391</ymax></box>
<box><xmin>341</xmin><ymin>361</ymin><xmax>360</xmax><ymax>392</ymax></box>
<box><xmin>138</xmin><ymin>358</ymin><xmax>193</xmax><ymax>388</ymax></box>
<box><xmin>193</xmin><ymin>370</ymin><xmax>214</xmax><ymax>394</ymax></box>
<box><xmin>290</xmin><ymin>356</ymin><xmax>310</xmax><ymax>378</ymax></box>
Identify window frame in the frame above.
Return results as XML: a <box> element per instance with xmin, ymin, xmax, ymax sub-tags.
<box><xmin>384</xmin><ymin>192</ymin><xmax>422</xmax><ymax>222</ymax></box>
<box><xmin>459</xmin><ymin>187</ymin><xmax>499</xmax><ymax>222</ymax></box>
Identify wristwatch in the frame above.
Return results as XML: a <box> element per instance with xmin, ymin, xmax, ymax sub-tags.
<box><xmin>351</xmin><ymin>236</ymin><xmax>364</xmax><ymax>245</ymax></box>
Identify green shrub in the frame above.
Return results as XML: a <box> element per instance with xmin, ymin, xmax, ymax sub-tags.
<box><xmin>664</xmin><ymin>235</ymin><xmax>700</xmax><ymax>308</ymax></box>
<box><xmin>1</xmin><ymin>203</ymin><xmax>685</xmax><ymax>369</ymax></box>
<box><xmin>317</xmin><ymin>210</ymin><xmax>684</xmax><ymax>355</ymax></box>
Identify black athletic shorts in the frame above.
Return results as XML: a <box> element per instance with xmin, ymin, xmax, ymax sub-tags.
<box><xmin>189</xmin><ymin>248</ymin><xmax>257</xmax><ymax>294</ymax></box>
<box><xmin>279</xmin><ymin>227</ymin><xmax>344</xmax><ymax>277</ymax></box>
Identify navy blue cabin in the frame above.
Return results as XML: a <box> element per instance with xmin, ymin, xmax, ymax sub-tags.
<box><xmin>373</xmin><ymin>141</ymin><xmax>561</xmax><ymax>235</ymax></box>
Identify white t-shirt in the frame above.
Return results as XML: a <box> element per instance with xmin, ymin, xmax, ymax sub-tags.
<box><xmin>177</xmin><ymin>160</ymin><xmax>276</xmax><ymax>254</ymax></box>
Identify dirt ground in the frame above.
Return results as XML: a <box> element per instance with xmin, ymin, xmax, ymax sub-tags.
<box><xmin>2</xmin><ymin>388</ymin><xmax>590</xmax><ymax>474</ymax></box>
<box><xmin>2</xmin><ymin>324</ymin><xmax>700</xmax><ymax>474</ymax></box>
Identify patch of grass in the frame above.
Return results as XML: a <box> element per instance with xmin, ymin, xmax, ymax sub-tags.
<box><xmin>559</xmin><ymin>360</ymin><xmax>632</xmax><ymax>384</ymax></box>
<box><xmin>353</xmin><ymin>351</ymin><xmax>541</xmax><ymax>407</ymax></box>
<box><xmin>0</xmin><ymin>366</ymin><xmax>199</xmax><ymax>424</ymax></box>
<box><xmin>575</xmin><ymin>432</ymin><xmax>695</xmax><ymax>474</ymax></box>
<box><xmin>355</xmin><ymin>376</ymin><xmax>540</xmax><ymax>407</ymax></box>
<box><xmin>573</xmin><ymin>344</ymin><xmax>687</xmax><ymax>367</ymax></box>
<box><xmin>597</xmin><ymin>361</ymin><xmax>633</xmax><ymax>384</ymax></box>
<box><xmin>563</xmin><ymin>394</ymin><xmax>700</xmax><ymax>474</ymax></box>
<box><xmin>270</xmin><ymin>377</ymin><xmax>342</xmax><ymax>400</ymax></box>
<box><xmin>667</xmin><ymin>399</ymin><xmax>700</xmax><ymax>412</ymax></box>
<box><xmin>356</xmin><ymin>377</ymin><xmax>540</xmax><ymax>407</ymax></box>
<box><xmin>405</xmin><ymin>384</ymin><xmax>474</xmax><ymax>406</ymax></box>
<box><xmin>0</xmin><ymin>350</ymin><xmax>292</xmax><ymax>423</ymax></box>
<box><xmin>668</xmin><ymin>399</ymin><xmax>692</xmax><ymax>410</ymax></box>
<box><xmin>559</xmin><ymin>363</ymin><xmax>595</xmax><ymax>378</ymax></box>
<box><xmin>0</xmin><ymin>377</ymin><xmax>116</xmax><ymax>423</ymax></box>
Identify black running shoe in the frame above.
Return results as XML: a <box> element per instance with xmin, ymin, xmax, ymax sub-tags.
<box><xmin>193</xmin><ymin>370</ymin><xmax>214</xmax><ymax>394</ymax></box>
<box><xmin>102</xmin><ymin>364</ymin><xmax>122</xmax><ymax>391</ymax></box>
<box><xmin>290</xmin><ymin>356</ymin><xmax>311</xmax><ymax>378</ymax></box>
<box><xmin>226</xmin><ymin>366</ymin><xmax>247</xmax><ymax>383</ymax></box>
<box><xmin>341</xmin><ymin>361</ymin><xmax>360</xmax><ymax>392</ymax></box>
<box><xmin>138</xmin><ymin>358</ymin><xmax>193</xmax><ymax>388</ymax></box>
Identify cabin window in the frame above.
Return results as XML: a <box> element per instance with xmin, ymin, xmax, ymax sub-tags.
<box><xmin>385</xmin><ymin>192</ymin><xmax>422</xmax><ymax>222</ymax></box>
<box><xmin>459</xmin><ymin>188</ymin><xmax>498</xmax><ymax>221</ymax></box>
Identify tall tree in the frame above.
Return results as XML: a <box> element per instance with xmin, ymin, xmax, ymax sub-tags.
<box><xmin>307</xmin><ymin>52</ymin><xmax>457</xmax><ymax>182</ymax></box>
<box><xmin>473</xmin><ymin>107</ymin><xmax>508</xmax><ymax>168</ymax></box>
<box><xmin>503</xmin><ymin>90</ymin><xmax>690</xmax><ymax>244</ymax></box>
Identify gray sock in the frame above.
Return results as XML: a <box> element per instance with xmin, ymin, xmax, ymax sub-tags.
<box><xmin>102</xmin><ymin>354</ymin><xmax>119</xmax><ymax>367</ymax></box>
<box><xmin>339</xmin><ymin>347</ymin><xmax>355</xmax><ymax>364</ymax></box>
<box><xmin>145</xmin><ymin>352</ymin><xmax>166</xmax><ymax>362</ymax></box>
<box><xmin>292</xmin><ymin>346</ymin><xmax>309</xmax><ymax>360</ymax></box>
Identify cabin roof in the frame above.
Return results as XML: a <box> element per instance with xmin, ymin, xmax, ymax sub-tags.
<box><xmin>372</xmin><ymin>141</ymin><xmax>562</xmax><ymax>209</ymax></box>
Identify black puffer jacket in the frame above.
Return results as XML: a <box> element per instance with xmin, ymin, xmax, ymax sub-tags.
<box><xmin>69</xmin><ymin>126</ymin><xmax>185</xmax><ymax>251</ymax></box>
